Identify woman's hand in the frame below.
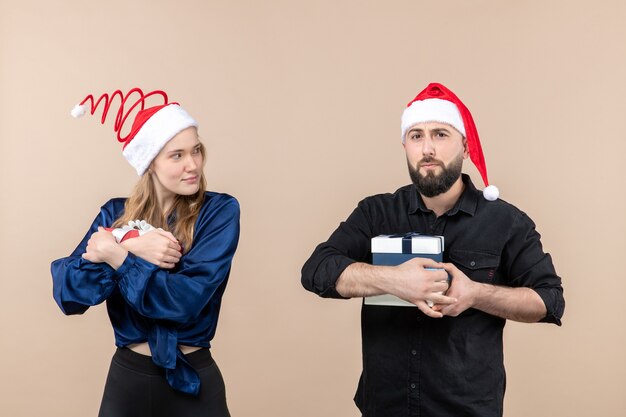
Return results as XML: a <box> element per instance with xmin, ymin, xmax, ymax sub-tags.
<box><xmin>120</xmin><ymin>229</ymin><xmax>182</xmax><ymax>269</ymax></box>
<box><xmin>82</xmin><ymin>227</ymin><xmax>128</xmax><ymax>269</ymax></box>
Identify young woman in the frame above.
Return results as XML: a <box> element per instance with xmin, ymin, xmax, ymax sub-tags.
<box><xmin>51</xmin><ymin>89</ymin><xmax>239</xmax><ymax>417</ymax></box>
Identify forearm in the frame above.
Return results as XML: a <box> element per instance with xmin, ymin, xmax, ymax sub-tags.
<box><xmin>335</xmin><ymin>262</ymin><xmax>396</xmax><ymax>298</ymax></box>
<box><xmin>474</xmin><ymin>284</ymin><xmax>547</xmax><ymax>323</ymax></box>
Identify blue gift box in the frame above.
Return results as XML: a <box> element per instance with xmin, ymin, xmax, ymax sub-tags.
<box><xmin>364</xmin><ymin>233</ymin><xmax>444</xmax><ymax>307</ymax></box>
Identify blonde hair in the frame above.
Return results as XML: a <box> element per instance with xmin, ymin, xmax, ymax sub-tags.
<box><xmin>113</xmin><ymin>142</ymin><xmax>207</xmax><ymax>253</ymax></box>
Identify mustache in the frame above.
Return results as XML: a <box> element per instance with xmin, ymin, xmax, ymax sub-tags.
<box><xmin>419</xmin><ymin>157</ymin><xmax>444</xmax><ymax>167</ymax></box>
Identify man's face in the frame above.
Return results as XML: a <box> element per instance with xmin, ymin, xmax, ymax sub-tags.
<box><xmin>403</xmin><ymin>122</ymin><xmax>468</xmax><ymax>197</ymax></box>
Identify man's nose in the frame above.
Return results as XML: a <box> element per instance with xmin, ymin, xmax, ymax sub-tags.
<box><xmin>421</xmin><ymin>136</ymin><xmax>435</xmax><ymax>156</ymax></box>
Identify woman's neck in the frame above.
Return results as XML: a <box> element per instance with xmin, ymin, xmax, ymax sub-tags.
<box><xmin>156</xmin><ymin>190</ymin><xmax>175</xmax><ymax>216</ymax></box>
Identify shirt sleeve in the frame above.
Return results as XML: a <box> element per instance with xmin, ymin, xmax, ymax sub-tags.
<box><xmin>503</xmin><ymin>211</ymin><xmax>565</xmax><ymax>325</ymax></box>
<box><xmin>301</xmin><ymin>199</ymin><xmax>374</xmax><ymax>299</ymax></box>
<box><xmin>113</xmin><ymin>196</ymin><xmax>240</xmax><ymax>323</ymax></box>
<box><xmin>51</xmin><ymin>200</ymin><xmax>120</xmax><ymax>315</ymax></box>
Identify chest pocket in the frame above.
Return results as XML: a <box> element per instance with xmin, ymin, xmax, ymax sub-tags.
<box><xmin>449</xmin><ymin>249</ymin><xmax>501</xmax><ymax>284</ymax></box>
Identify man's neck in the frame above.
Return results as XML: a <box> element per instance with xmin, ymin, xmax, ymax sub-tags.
<box><xmin>420</xmin><ymin>177</ymin><xmax>465</xmax><ymax>217</ymax></box>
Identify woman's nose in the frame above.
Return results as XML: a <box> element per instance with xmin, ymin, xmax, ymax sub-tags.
<box><xmin>185</xmin><ymin>155</ymin><xmax>198</xmax><ymax>171</ymax></box>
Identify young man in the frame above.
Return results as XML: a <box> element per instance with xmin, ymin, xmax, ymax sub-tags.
<box><xmin>301</xmin><ymin>83</ymin><xmax>564</xmax><ymax>417</ymax></box>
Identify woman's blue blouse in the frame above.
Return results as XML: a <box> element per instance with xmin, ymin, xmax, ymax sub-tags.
<box><xmin>51</xmin><ymin>192</ymin><xmax>240</xmax><ymax>396</ymax></box>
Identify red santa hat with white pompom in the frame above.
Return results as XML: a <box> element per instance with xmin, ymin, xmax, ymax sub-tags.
<box><xmin>401</xmin><ymin>82</ymin><xmax>499</xmax><ymax>201</ymax></box>
<box><xmin>71</xmin><ymin>88</ymin><xmax>197</xmax><ymax>176</ymax></box>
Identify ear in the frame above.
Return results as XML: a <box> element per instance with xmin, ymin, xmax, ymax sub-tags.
<box><xmin>462</xmin><ymin>137</ymin><xmax>470</xmax><ymax>159</ymax></box>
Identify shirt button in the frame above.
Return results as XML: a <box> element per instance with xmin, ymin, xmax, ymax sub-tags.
<box><xmin>410</xmin><ymin>383</ymin><xmax>416</xmax><ymax>389</ymax></box>
<box><xmin>470</xmin><ymin>260</ymin><xmax>476</xmax><ymax>267</ymax></box>
<box><xmin>411</xmin><ymin>350</ymin><xmax>417</xmax><ymax>355</ymax></box>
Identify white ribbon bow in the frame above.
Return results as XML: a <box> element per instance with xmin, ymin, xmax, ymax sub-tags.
<box><xmin>110</xmin><ymin>220</ymin><xmax>156</xmax><ymax>243</ymax></box>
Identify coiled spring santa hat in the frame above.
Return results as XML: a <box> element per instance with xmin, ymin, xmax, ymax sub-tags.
<box><xmin>70</xmin><ymin>88</ymin><xmax>197</xmax><ymax>176</ymax></box>
<box><xmin>401</xmin><ymin>82</ymin><xmax>499</xmax><ymax>201</ymax></box>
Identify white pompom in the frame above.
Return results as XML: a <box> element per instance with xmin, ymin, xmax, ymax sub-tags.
<box><xmin>70</xmin><ymin>104</ymin><xmax>87</xmax><ymax>118</ymax></box>
<box><xmin>483</xmin><ymin>185</ymin><xmax>499</xmax><ymax>201</ymax></box>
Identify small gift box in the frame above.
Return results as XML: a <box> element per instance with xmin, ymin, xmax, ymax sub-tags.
<box><xmin>364</xmin><ymin>233</ymin><xmax>444</xmax><ymax>307</ymax></box>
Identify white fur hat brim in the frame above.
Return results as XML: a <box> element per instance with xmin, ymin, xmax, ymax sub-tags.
<box><xmin>401</xmin><ymin>98</ymin><xmax>465</xmax><ymax>141</ymax></box>
<box><xmin>123</xmin><ymin>104</ymin><xmax>198</xmax><ymax>175</ymax></box>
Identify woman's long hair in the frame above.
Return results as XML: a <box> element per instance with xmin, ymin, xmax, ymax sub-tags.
<box><xmin>113</xmin><ymin>142</ymin><xmax>207</xmax><ymax>253</ymax></box>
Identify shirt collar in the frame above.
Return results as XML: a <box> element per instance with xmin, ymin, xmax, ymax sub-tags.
<box><xmin>408</xmin><ymin>174</ymin><xmax>479</xmax><ymax>216</ymax></box>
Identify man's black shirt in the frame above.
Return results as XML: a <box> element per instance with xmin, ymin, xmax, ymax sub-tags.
<box><xmin>301</xmin><ymin>175</ymin><xmax>564</xmax><ymax>417</ymax></box>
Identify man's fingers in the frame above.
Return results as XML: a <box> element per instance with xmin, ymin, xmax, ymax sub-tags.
<box><xmin>417</xmin><ymin>258</ymin><xmax>444</xmax><ymax>268</ymax></box>
<box><xmin>432</xmin><ymin>280</ymin><xmax>450</xmax><ymax>293</ymax></box>
<box><xmin>424</xmin><ymin>268</ymin><xmax>449</xmax><ymax>283</ymax></box>
<box><xmin>429</xmin><ymin>293</ymin><xmax>457</xmax><ymax>305</ymax></box>
<box><xmin>438</xmin><ymin>304</ymin><xmax>462</xmax><ymax>317</ymax></box>
<box><xmin>416</xmin><ymin>301</ymin><xmax>443</xmax><ymax>318</ymax></box>
<box><xmin>441</xmin><ymin>262</ymin><xmax>459</xmax><ymax>275</ymax></box>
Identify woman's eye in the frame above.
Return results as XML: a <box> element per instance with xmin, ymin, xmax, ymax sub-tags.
<box><xmin>172</xmin><ymin>153</ymin><xmax>181</xmax><ymax>159</ymax></box>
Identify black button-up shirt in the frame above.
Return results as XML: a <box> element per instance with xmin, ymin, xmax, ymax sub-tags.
<box><xmin>301</xmin><ymin>175</ymin><xmax>564</xmax><ymax>417</ymax></box>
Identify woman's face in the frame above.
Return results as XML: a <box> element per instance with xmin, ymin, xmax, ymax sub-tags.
<box><xmin>150</xmin><ymin>127</ymin><xmax>203</xmax><ymax>203</ymax></box>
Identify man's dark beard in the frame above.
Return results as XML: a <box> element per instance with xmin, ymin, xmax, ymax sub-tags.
<box><xmin>408</xmin><ymin>154</ymin><xmax>463</xmax><ymax>197</ymax></box>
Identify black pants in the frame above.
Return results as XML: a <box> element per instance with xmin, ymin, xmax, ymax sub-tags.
<box><xmin>98</xmin><ymin>348</ymin><xmax>230</xmax><ymax>417</ymax></box>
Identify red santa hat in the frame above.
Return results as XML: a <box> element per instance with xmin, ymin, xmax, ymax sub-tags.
<box><xmin>401</xmin><ymin>82</ymin><xmax>499</xmax><ymax>201</ymax></box>
<box><xmin>70</xmin><ymin>88</ymin><xmax>197</xmax><ymax>175</ymax></box>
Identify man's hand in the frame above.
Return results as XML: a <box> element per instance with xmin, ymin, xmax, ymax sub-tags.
<box><xmin>387</xmin><ymin>258</ymin><xmax>457</xmax><ymax>318</ymax></box>
<box><xmin>82</xmin><ymin>227</ymin><xmax>127</xmax><ymax>269</ymax></box>
<box><xmin>120</xmin><ymin>229</ymin><xmax>182</xmax><ymax>269</ymax></box>
<box><xmin>433</xmin><ymin>263</ymin><xmax>479</xmax><ymax>317</ymax></box>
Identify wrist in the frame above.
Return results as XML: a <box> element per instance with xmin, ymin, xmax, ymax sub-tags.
<box><xmin>103</xmin><ymin>242</ymin><xmax>128</xmax><ymax>270</ymax></box>
<box><xmin>377</xmin><ymin>264</ymin><xmax>403</xmax><ymax>295</ymax></box>
<box><xmin>472</xmin><ymin>282</ymin><xmax>492</xmax><ymax>309</ymax></box>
